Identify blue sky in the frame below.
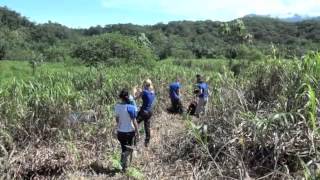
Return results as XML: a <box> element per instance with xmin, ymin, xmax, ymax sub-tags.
<box><xmin>0</xmin><ymin>0</ymin><xmax>320</xmax><ymax>28</ymax></box>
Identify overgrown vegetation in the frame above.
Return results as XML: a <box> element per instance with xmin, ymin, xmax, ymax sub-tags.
<box><xmin>1</xmin><ymin>5</ymin><xmax>320</xmax><ymax>180</ymax></box>
<box><xmin>162</xmin><ymin>53</ymin><xmax>320</xmax><ymax>179</ymax></box>
<box><xmin>0</xmin><ymin>53</ymin><xmax>319</xmax><ymax>179</ymax></box>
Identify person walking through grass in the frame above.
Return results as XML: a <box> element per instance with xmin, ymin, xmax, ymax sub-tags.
<box><xmin>168</xmin><ymin>78</ymin><xmax>184</xmax><ymax>114</ymax></box>
<box><xmin>135</xmin><ymin>79</ymin><xmax>156</xmax><ymax>147</ymax></box>
<box><xmin>194</xmin><ymin>74</ymin><xmax>209</xmax><ymax>117</ymax></box>
<box><xmin>115</xmin><ymin>89</ymin><xmax>139</xmax><ymax>172</ymax></box>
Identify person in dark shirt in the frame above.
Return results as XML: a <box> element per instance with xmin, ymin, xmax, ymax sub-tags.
<box><xmin>135</xmin><ymin>79</ymin><xmax>155</xmax><ymax>147</ymax></box>
<box><xmin>168</xmin><ymin>78</ymin><xmax>183</xmax><ymax>114</ymax></box>
<box><xmin>195</xmin><ymin>74</ymin><xmax>209</xmax><ymax>117</ymax></box>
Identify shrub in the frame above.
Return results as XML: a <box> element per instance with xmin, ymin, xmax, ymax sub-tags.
<box><xmin>236</xmin><ymin>45</ymin><xmax>264</xmax><ymax>61</ymax></box>
<box><xmin>41</xmin><ymin>46</ymin><xmax>68</xmax><ymax>62</ymax></box>
<box><xmin>171</xmin><ymin>48</ymin><xmax>195</xmax><ymax>59</ymax></box>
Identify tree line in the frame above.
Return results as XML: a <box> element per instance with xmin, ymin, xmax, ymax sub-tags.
<box><xmin>1</xmin><ymin>6</ymin><xmax>320</xmax><ymax>64</ymax></box>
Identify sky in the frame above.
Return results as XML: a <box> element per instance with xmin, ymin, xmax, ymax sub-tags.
<box><xmin>0</xmin><ymin>0</ymin><xmax>320</xmax><ymax>28</ymax></box>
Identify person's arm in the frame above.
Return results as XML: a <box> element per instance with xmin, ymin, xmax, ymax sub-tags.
<box><xmin>115</xmin><ymin>105</ymin><xmax>120</xmax><ymax>133</ymax></box>
<box><xmin>134</xmin><ymin>91</ymin><xmax>142</xmax><ymax>100</ymax></box>
<box><xmin>127</xmin><ymin>105</ymin><xmax>139</xmax><ymax>138</ymax></box>
<box><xmin>173</xmin><ymin>89</ymin><xmax>180</xmax><ymax>99</ymax></box>
<box><xmin>115</xmin><ymin>116</ymin><xmax>119</xmax><ymax>125</ymax></box>
<box><xmin>197</xmin><ymin>84</ymin><xmax>203</xmax><ymax>96</ymax></box>
<box><xmin>115</xmin><ymin>105</ymin><xmax>119</xmax><ymax>124</ymax></box>
<box><xmin>132</xmin><ymin>118</ymin><xmax>139</xmax><ymax>139</ymax></box>
<box><xmin>199</xmin><ymin>88</ymin><xmax>203</xmax><ymax>95</ymax></box>
<box><xmin>114</xmin><ymin>112</ymin><xmax>119</xmax><ymax>137</ymax></box>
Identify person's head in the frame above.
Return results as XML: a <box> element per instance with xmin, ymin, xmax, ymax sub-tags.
<box><xmin>143</xmin><ymin>79</ymin><xmax>154</xmax><ymax>90</ymax></box>
<box><xmin>196</xmin><ymin>74</ymin><xmax>203</xmax><ymax>83</ymax></box>
<box><xmin>119</xmin><ymin>88</ymin><xmax>130</xmax><ymax>103</ymax></box>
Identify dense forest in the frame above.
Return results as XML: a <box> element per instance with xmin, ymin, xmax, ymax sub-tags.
<box><xmin>1</xmin><ymin>6</ymin><xmax>320</xmax><ymax>63</ymax></box>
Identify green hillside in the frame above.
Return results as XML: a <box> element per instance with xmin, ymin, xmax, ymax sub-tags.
<box><xmin>1</xmin><ymin>6</ymin><xmax>319</xmax><ymax>62</ymax></box>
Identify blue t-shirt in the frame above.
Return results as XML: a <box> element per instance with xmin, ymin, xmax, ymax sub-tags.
<box><xmin>197</xmin><ymin>82</ymin><xmax>209</xmax><ymax>98</ymax></box>
<box><xmin>115</xmin><ymin>103</ymin><xmax>137</xmax><ymax>132</ymax></box>
<box><xmin>141</xmin><ymin>89</ymin><xmax>155</xmax><ymax>112</ymax></box>
<box><xmin>169</xmin><ymin>82</ymin><xmax>181</xmax><ymax>100</ymax></box>
<box><xmin>127</xmin><ymin>104</ymin><xmax>137</xmax><ymax>119</ymax></box>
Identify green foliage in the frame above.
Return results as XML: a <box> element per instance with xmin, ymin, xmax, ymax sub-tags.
<box><xmin>185</xmin><ymin>117</ymin><xmax>208</xmax><ymax>145</ymax></box>
<box><xmin>1</xmin><ymin>6</ymin><xmax>320</xmax><ymax>62</ymax></box>
<box><xmin>42</xmin><ymin>45</ymin><xmax>69</xmax><ymax>62</ymax></box>
<box><xmin>0</xmin><ymin>6</ymin><xmax>33</xmax><ymax>29</ymax></box>
<box><xmin>236</xmin><ymin>45</ymin><xmax>264</xmax><ymax>60</ymax></box>
<box><xmin>126</xmin><ymin>167</ymin><xmax>144</xmax><ymax>180</ymax></box>
<box><xmin>71</xmin><ymin>33</ymin><xmax>156</xmax><ymax>66</ymax></box>
<box><xmin>110</xmin><ymin>151</ymin><xmax>122</xmax><ymax>170</ymax></box>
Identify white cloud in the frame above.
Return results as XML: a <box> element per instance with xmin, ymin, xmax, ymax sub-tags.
<box><xmin>101</xmin><ymin>0</ymin><xmax>320</xmax><ymax>21</ymax></box>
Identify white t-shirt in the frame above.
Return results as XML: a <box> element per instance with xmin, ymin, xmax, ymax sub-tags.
<box><xmin>115</xmin><ymin>104</ymin><xmax>135</xmax><ymax>132</ymax></box>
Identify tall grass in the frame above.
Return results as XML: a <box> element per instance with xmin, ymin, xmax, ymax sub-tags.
<box><xmin>0</xmin><ymin>53</ymin><xmax>319</xmax><ymax>179</ymax></box>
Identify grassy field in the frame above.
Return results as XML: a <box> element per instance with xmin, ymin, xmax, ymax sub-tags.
<box><xmin>0</xmin><ymin>56</ymin><xmax>319</xmax><ymax>179</ymax></box>
<box><xmin>0</xmin><ymin>60</ymin><xmax>87</xmax><ymax>82</ymax></box>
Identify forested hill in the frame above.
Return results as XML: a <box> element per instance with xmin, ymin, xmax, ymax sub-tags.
<box><xmin>1</xmin><ymin>6</ymin><xmax>320</xmax><ymax>62</ymax></box>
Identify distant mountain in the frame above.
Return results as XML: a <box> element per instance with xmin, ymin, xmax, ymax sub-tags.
<box><xmin>244</xmin><ymin>14</ymin><xmax>272</xmax><ymax>18</ymax></box>
<box><xmin>281</xmin><ymin>14</ymin><xmax>320</xmax><ymax>22</ymax></box>
<box><xmin>244</xmin><ymin>14</ymin><xmax>320</xmax><ymax>22</ymax></box>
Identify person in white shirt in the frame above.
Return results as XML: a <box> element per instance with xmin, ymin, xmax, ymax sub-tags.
<box><xmin>115</xmin><ymin>89</ymin><xmax>139</xmax><ymax>172</ymax></box>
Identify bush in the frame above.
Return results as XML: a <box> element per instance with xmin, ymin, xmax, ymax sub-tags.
<box><xmin>226</xmin><ymin>45</ymin><xmax>264</xmax><ymax>61</ymax></box>
<box><xmin>171</xmin><ymin>48</ymin><xmax>195</xmax><ymax>59</ymax></box>
<box><xmin>236</xmin><ymin>45</ymin><xmax>264</xmax><ymax>61</ymax></box>
<box><xmin>42</xmin><ymin>45</ymin><xmax>68</xmax><ymax>62</ymax></box>
<box><xmin>71</xmin><ymin>33</ymin><xmax>156</xmax><ymax>67</ymax></box>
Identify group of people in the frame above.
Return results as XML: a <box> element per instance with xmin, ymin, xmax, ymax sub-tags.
<box><xmin>168</xmin><ymin>74</ymin><xmax>209</xmax><ymax>116</ymax></box>
<box><xmin>114</xmin><ymin>75</ymin><xmax>209</xmax><ymax>172</ymax></box>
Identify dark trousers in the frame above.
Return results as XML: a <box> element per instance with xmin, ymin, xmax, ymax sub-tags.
<box><xmin>137</xmin><ymin>110</ymin><xmax>152</xmax><ymax>144</ymax></box>
<box><xmin>170</xmin><ymin>98</ymin><xmax>183</xmax><ymax>113</ymax></box>
<box><xmin>117</xmin><ymin>131</ymin><xmax>135</xmax><ymax>171</ymax></box>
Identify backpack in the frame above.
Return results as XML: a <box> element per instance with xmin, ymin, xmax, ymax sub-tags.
<box><xmin>127</xmin><ymin>104</ymin><xmax>137</xmax><ymax>119</ymax></box>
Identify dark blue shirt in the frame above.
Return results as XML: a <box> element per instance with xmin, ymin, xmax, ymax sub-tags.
<box><xmin>169</xmin><ymin>82</ymin><xmax>181</xmax><ymax>100</ymax></box>
<box><xmin>141</xmin><ymin>89</ymin><xmax>155</xmax><ymax>112</ymax></box>
<box><xmin>197</xmin><ymin>82</ymin><xmax>209</xmax><ymax>98</ymax></box>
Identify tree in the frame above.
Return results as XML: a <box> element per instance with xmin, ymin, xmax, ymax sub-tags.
<box><xmin>0</xmin><ymin>40</ymin><xmax>6</xmax><ymax>60</ymax></box>
<box><xmin>219</xmin><ymin>23</ymin><xmax>231</xmax><ymax>35</ymax></box>
<box><xmin>232</xmin><ymin>19</ymin><xmax>246</xmax><ymax>36</ymax></box>
<box><xmin>71</xmin><ymin>33</ymin><xmax>156</xmax><ymax>66</ymax></box>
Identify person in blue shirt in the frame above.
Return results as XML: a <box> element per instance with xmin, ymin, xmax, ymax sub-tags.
<box><xmin>195</xmin><ymin>74</ymin><xmax>209</xmax><ymax>117</ymax></box>
<box><xmin>168</xmin><ymin>78</ymin><xmax>184</xmax><ymax>114</ymax></box>
<box><xmin>135</xmin><ymin>79</ymin><xmax>155</xmax><ymax>147</ymax></box>
<box><xmin>115</xmin><ymin>89</ymin><xmax>139</xmax><ymax>172</ymax></box>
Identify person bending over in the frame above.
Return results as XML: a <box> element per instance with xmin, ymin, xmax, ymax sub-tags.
<box><xmin>168</xmin><ymin>78</ymin><xmax>183</xmax><ymax>114</ymax></box>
